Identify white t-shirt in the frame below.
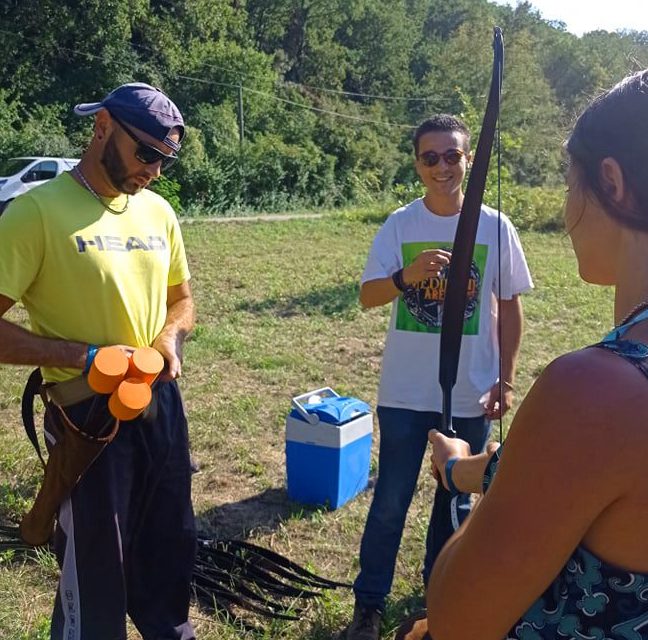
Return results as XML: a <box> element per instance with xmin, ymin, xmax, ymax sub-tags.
<box><xmin>362</xmin><ymin>198</ymin><xmax>533</xmax><ymax>416</ymax></box>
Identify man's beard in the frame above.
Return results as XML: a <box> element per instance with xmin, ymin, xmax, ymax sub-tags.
<box><xmin>100</xmin><ymin>135</ymin><xmax>144</xmax><ymax>195</ymax></box>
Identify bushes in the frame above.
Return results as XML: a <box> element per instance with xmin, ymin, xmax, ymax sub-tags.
<box><xmin>0</xmin><ymin>91</ymin><xmax>567</xmax><ymax>225</ymax></box>
<box><xmin>501</xmin><ymin>184</ymin><xmax>566</xmax><ymax>232</ymax></box>
<box><xmin>173</xmin><ymin>130</ymin><xmax>340</xmax><ymax>214</ymax></box>
<box><xmin>149</xmin><ymin>175</ymin><xmax>182</xmax><ymax>212</ymax></box>
<box><xmin>0</xmin><ymin>95</ymin><xmax>80</xmax><ymax>163</ymax></box>
<box><xmin>241</xmin><ymin>133</ymin><xmax>330</xmax><ymax>208</ymax></box>
<box><xmin>484</xmin><ymin>166</ymin><xmax>566</xmax><ymax>232</ymax></box>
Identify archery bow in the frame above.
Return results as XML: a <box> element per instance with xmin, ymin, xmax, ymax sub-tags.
<box><xmin>438</xmin><ymin>27</ymin><xmax>504</xmax><ymax>437</ymax></box>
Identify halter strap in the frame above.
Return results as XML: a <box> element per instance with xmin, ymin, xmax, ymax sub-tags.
<box><xmin>602</xmin><ymin>307</ymin><xmax>648</xmax><ymax>342</ymax></box>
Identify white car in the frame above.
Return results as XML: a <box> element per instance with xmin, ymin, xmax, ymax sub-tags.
<box><xmin>0</xmin><ymin>156</ymin><xmax>80</xmax><ymax>214</ymax></box>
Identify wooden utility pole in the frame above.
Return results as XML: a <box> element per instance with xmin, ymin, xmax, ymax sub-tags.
<box><xmin>237</xmin><ymin>83</ymin><xmax>245</xmax><ymax>146</ymax></box>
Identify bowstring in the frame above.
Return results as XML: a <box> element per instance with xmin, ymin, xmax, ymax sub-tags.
<box><xmin>497</xmin><ymin>51</ymin><xmax>503</xmax><ymax>445</ymax></box>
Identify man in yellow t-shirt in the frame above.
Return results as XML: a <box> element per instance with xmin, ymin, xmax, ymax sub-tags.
<box><xmin>0</xmin><ymin>83</ymin><xmax>196</xmax><ymax>640</ymax></box>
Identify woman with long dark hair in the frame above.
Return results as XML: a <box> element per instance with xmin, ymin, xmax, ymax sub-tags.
<box><xmin>398</xmin><ymin>69</ymin><xmax>648</xmax><ymax>640</ymax></box>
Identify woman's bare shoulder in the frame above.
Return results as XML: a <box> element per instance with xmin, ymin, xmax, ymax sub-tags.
<box><xmin>509</xmin><ymin>344</ymin><xmax>648</xmax><ymax>469</ymax></box>
<box><xmin>536</xmin><ymin>344</ymin><xmax>647</xmax><ymax>408</ymax></box>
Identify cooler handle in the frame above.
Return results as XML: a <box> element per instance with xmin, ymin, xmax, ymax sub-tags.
<box><xmin>291</xmin><ymin>387</ymin><xmax>340</xmax><ymax>425</ymax></box>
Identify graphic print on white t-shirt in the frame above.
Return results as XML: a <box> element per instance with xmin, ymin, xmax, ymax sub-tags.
<box><xmin>397</xmin><ymin>240</ymin><xmax>488</xmax><ymax>334</ymax></box>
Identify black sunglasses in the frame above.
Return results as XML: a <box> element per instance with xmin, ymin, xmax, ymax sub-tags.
<box><xmin>419</xmin><ymin>149</ymin><xmax>466</xmax><ymax>167</ymax></box>
<box><xmin>110</xmin><ymin>114</ymin><xmax>178</xmax><ymax>171</ymax></box>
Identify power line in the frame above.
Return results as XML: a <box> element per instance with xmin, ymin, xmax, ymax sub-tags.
<box><xmin>127</xmin><ymin>39</ymin><xmax>255</xmax><ymax>82</ymax></box>
<box><xmin>8</xmin><ymin>28</ymin><xmax>431</xmax><ymax>105</ymax></box>
<box><xmin>286</xmin><ymin>81</ymin><xmax>430</xmax><ymax>102</ymax></box>
<box><xmin>242</xmin><ymin>85</ymin><xmax>415</xmax><ymax>129</ymax></box>
<box><xmin>127</xmin><ymin>39</ymin><xmax>432</xmax><ymax>102</ymax></box>
<box><xmin>175</xmin><ymin>75</ymin><xmax>241</xmax><ymax>91</ymax></box>
<box><xmin>1</xmin><ymin>28</ymin><xmax>451</xmax><ymax>111</ymax></box>
<box><xmin>1</xmin><ymin>29</ymin><xmax>417</xmax><ymax>129</ymax></box>
<box><xmin>176</xmin><ymin>74</ymin><xmax>415</xmax><ymax>128</ymax></box>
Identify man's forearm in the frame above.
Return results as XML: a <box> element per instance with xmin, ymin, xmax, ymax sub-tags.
<box><xmin>151</xmin><ymin>291</ymin><xmax>195</xmax><ymax>380</ymax></box>
<box><xmin>499</xmin><ymin>296</ymin><xmax>523</xmax><ymax>384</ymax></box>
<box><xmin>360</xmin><ymin>259</ymin><xmax>438</xmax><ymax>309</ymax></box>
<box><xmin>158</xmin><ymin>295</ymin><xmax>195</xmax><ymax>343</ymax></box>
<box><xmin>359</xmin><ymin>277</ymin><xmax>401</xmax><ymax>308</ymax></box>
<box><xmin>0</xmin><ymin>318</ymin><xmax>87</xmax><ymax>369</ymax></box>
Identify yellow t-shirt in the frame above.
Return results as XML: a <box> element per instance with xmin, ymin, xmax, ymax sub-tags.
<box><xmin>0</xmin><ymin>172</ymin><xmax>191</xmax><ymax>382</ymax></box>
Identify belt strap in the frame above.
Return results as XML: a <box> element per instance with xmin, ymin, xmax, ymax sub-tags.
<box><xmin>46</xmin><ymin>375</ymin><xmax>94</xmax><ymax>406</ymax></box>
<box><xmin>21</xmin><ymin>368</ymin><xmax>46</xmax><ymax>468</ymax></box>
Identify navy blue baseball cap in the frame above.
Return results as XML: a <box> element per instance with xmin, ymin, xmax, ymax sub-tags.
<box><xmin>74</xmin><ymin>82</ymin><xmax>184</xmax><ymax>152</ymax></box>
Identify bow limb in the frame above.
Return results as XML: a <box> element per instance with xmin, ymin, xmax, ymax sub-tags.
<box><xmin>438</xmin><ymin>27</ymin><xmax>504</xmax><ymax>437</ymax></box>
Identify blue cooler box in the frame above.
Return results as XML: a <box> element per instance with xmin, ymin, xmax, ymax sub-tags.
<box><xmin>286</xmin><ymin>387</ymin><xmax>373</xmax><ymax>509</ymax></box>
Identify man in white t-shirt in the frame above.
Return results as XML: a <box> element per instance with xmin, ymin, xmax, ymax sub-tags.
<box><xmin>346</xmin><ymin>114</ymin><xmax>533</xmax><ymax>640</ymax></box>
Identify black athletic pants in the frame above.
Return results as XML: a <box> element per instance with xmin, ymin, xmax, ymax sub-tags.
<box><xmin>49</xmin><ymin>381</ymin><xmax>197</xmax><ymax>640</ymax></box>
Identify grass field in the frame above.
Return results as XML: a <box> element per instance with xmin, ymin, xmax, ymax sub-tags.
<box><xmin>0</xmin><ymin>208</ymin><xmax>614</xmax><ymax>639</ymax></box>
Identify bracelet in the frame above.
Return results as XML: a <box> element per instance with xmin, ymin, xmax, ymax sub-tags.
<box><xmin>445</xmin><ymin>457</ymin><xmax>461</xmax><ymax>494</ymax></box>
<box><xmin>392</xmin><ymin>268</ymin><xmax>406</xmax><ymax>292</ymax></box>
<box><xmin>83</xmin><ymin>344</ymin><xmax>99</xmax><ymax>375</ymax></box>
<box><xmin>501</xmin><ymin>380</ymin><xmax>515</xmax><ymax>391</ymax></box>
<box><xmin>391</xmin><ymin>268</ymin><xmax>407</xmax><ymax>292</ymax></box>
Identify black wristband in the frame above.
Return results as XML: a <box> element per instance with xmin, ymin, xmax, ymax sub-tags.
<box><xmin>392</xmin><ymin>268</ymin><xmax>407</xmax><ymax>292</ymax></box>
<box><xmin>445</xmin><ymin>457</ymin><xmax>460</xmax><ymax>494</ymax></box>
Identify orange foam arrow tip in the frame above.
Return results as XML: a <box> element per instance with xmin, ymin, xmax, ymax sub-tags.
<box><xmin>108</xmin><ymin>378</ymin><xmax>152</xmax><ymax>421</ymax></box>
<box><xmin>88</xmin><ymin>347</ymin><xmax>129</xmax><ymax>394</ymax></box>
<box><xmin>128</xmin><ymin>347</ymin><xmax>164</xmax><ymax>384</ymax></box>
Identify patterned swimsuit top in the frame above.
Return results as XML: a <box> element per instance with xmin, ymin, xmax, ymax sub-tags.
<box><xmin>486</xmin><ymin>309</ymin><xmax>648</xmax><ymax>640</ymax></box>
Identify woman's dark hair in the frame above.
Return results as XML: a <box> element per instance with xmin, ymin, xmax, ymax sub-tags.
<box><xmin>413</xmin><ymin>114</ymin><xmax>471</xmax><ymax>157</ymax></box>
<box><xmin>567</xmin><ymin>69</ymin><xmax>648</xmax><ymax>230</ymax></box>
